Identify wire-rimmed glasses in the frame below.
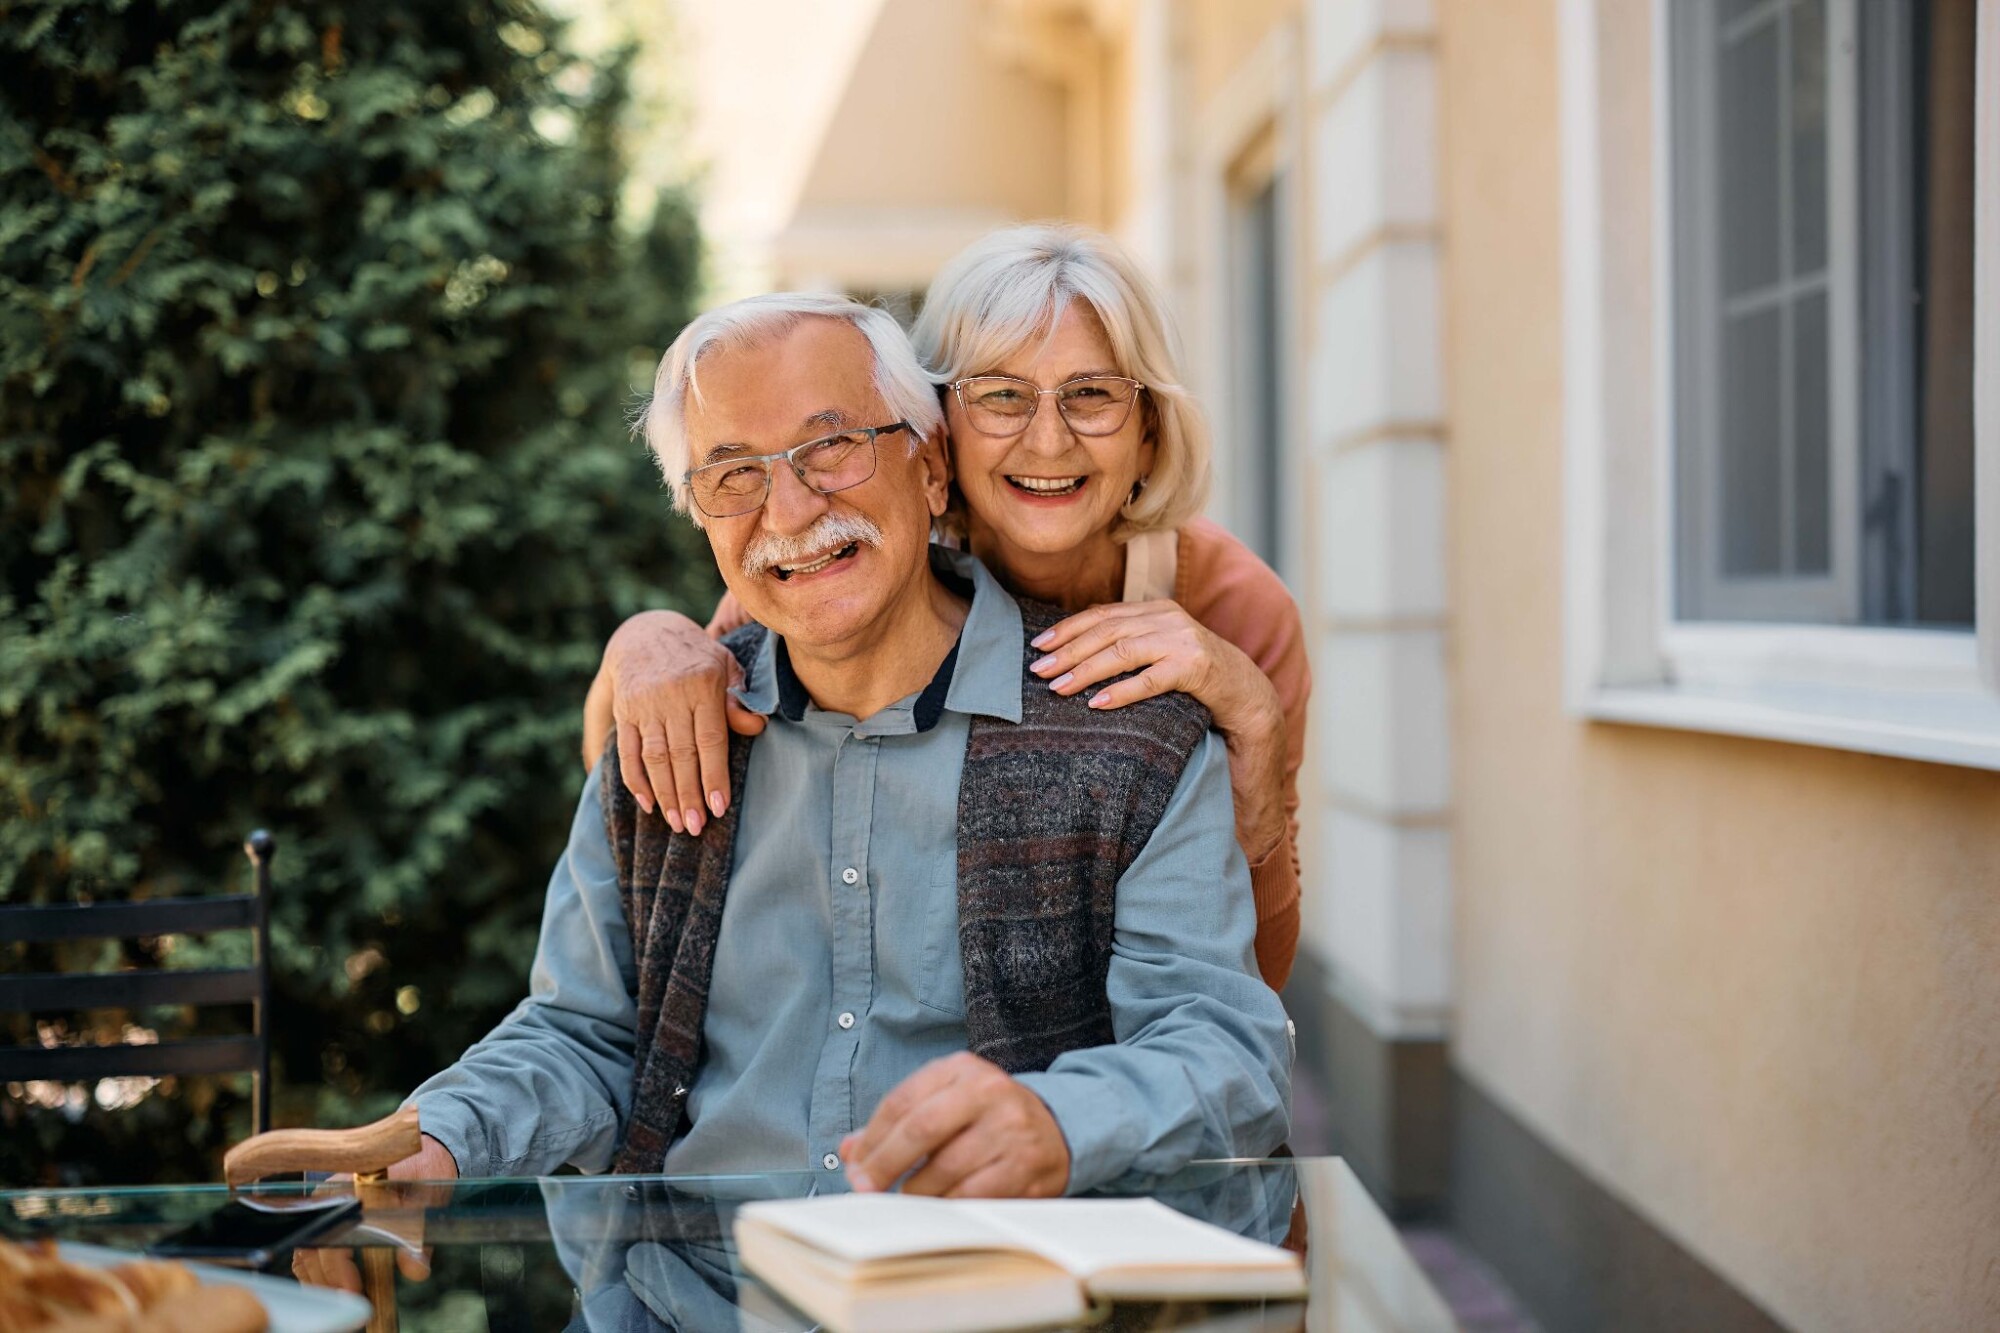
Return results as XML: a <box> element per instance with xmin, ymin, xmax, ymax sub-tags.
<box><xmin>683</xmin><ymin>422</ymin><xmax>910</xmax><ymax>519</ymax></box>
<box><xmin>949</xmin><ymin>375</ymin><xmax>1146</xmax><ymax>438</ymax></box>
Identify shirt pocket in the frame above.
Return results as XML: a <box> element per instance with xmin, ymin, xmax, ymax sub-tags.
<box><xmin>914</xmin><ymin>880</ymin><xmax>966</xmax><ymax>1017</ymax></box>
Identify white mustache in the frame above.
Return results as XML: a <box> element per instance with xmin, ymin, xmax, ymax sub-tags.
<box><xmin>741</xmin><ymin>513</ymin><xmax>886</xmax><ymax>578</ymax></box>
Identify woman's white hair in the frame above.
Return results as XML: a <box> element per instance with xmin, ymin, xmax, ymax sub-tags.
<box><xmin>910</xmin><ymin>222</ymin><xmax>1212</xmax><ymax>541</ymax></box>
<box><xmin>641</xmin><ymin>292</ymin><xmax>943</xmax><ymax>525</ymax></box>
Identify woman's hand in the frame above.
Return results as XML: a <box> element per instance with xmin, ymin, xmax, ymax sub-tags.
<box><xmin>1030</xmin><ymin>601</ymin><xmax>1289</xmax><ymax>861</ymax></box>
<box><xmin>599</xmin><ymin>609</ymin><xmax>766</xmax><ymax>833</ymax></box>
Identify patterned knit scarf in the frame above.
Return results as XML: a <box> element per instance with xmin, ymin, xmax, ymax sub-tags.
<box><xmin>603</xmin><ymin>600</ymin><xmax>1210</xmax><ymax>1172</ymax></box>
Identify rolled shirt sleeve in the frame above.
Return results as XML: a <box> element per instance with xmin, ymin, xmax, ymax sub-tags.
<box><xmin>1015</xmin><ymin>730</ymin><xmax>1293</xmax><ymax>1194</ymax></box>
<box><xmin>406</xmin><ymin>765</ymin><xmax>638</xmax><ymax>1177</ymax></box>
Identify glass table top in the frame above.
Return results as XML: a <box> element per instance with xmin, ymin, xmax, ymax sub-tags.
<box><xmin>0</xmin><ymin>1157</ymin><xmax>1455</xmax><ymax>1332</ymax></box>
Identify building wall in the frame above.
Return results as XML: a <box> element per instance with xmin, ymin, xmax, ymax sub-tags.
<box><xmin>680</xmin><ymin>0</ymin><xmax>1069</xmax><ymax>296</ymax></box>
<box><xmin>1187</xmin><ymin>0</ymin><xmax>1300</xmax><ymax>108</ymax></box>
<box><xmin>1439</xmin><ymin>3</ymin><xmax>2000</xmax><ymax>1331</ymax></box>
<box><xmin>793</xmin><ymin>0</ymin><xmax>1068</xmax><ymax>219</ymax></box>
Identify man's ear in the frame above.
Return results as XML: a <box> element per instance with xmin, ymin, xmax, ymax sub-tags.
<box><xmin>918</xmin><ymin>428</ymin><xmax>953</xmax><ymax>518</ymax></box>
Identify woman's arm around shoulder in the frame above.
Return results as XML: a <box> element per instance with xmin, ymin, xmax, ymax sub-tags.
<box><xmin>579</xmin><ymin>596</ymin><xmax>766</xmax><ymax>836</ymax></box>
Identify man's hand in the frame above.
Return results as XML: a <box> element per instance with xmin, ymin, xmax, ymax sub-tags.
<box><xmin>290</xmin><ymin>1133</ymin><xmax>459</xmax><ymax>1293</ymax></box>
<box><xmin>839</xmin><ymin>1053</ymin><xmax>1070</xmax><ymax>1198</ymax></box>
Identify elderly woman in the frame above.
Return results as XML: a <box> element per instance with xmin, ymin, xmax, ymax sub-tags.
<box><xmin>583</xmin><ymin>223</ymin><xmax>1309</xmax><ymax>988</ymax></box>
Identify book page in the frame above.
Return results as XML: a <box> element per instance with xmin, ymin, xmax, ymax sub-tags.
<box><xmin>736</xmin><ymin>1195</ymin><xmax>1021</xmax><ymax>1264</ymax></box>
<box><xmin>966</xmin><ymin>1199</ymin><xmax>1298</xmax><ymax>1278</ymax></box>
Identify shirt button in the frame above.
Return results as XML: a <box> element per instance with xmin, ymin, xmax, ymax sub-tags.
<box><xmin>837</xmin><ymin>1012</ymin><xmax>855</xmax><ymax>1030</ymax></box>
<box><xmin>841</xmin><ymin>867</ymin><xmax>859</xmax><ymax>885</ymax></box>
<box><xmin>822</xmin><ymin>1153</ymin><xmax>840</xmax><ymax>1171</ymax></box>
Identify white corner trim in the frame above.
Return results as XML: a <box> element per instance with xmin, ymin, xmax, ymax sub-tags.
<box><xmin>1317</xmin><ymin>953</ymin><xmax>1452</xmax><ymax>1043</ymax></box>
<box><xmin>1558</xmin><ymin>0</ymin><xmax>1609</xmax><ymax>713</ymax></box>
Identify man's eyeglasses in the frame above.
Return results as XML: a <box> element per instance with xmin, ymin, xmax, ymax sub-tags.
<box><xmin>683</xmin><ymin>422</ymin><xmax>910</xmax><ymax>519</ymax></box>
<box><xmin>950</xmin><ymin>375</ymin><xmax>1146</xmax><ymax>438</ymax></box>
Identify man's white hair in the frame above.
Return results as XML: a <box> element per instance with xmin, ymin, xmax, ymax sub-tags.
<box><xmin>640</xmin><ymin>292</ymin><xmax>943</xmax><ymax>526</ymax></box>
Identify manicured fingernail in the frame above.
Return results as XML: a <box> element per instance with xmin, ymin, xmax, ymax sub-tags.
<box><xmin>666</xmin><ymin>809</ymin><xmax>684</xmax><ymax>834</ymax></box>
<box><xmin>708</xmin><ymin>791</ymin><xmax>726</xmax><ymax>818</ymax></box>
<box><xmin>1049</xmin><ymin>672</ymin><xmax>1073</xmax><ymax>691</ymax></box>
<box><xmin>1030</xmin><ymin>655</ymin><xmax>1057</xmax><ymax>675</ymax></box>
<box><xmin>637</xmin><ymin>794</ymin><xmax>654</xmax><ymax>815</ymax></box>
<box><xmin>1031</xmin><ymin>630</ymin><xmax>1054</xmax><ymax>648</ymax></box>
<box><xmin>684</xmin><ymin>808</ymin><xmax>704</xmax><ymax>835</ymax></box>
<box><xmin>1088</xmin><ymin>693</ymin><xmax>1110</xmax><ymax>708</ymax></box>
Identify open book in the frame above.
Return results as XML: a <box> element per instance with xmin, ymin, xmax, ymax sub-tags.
<box><xmin>733</xmin><ymin>1194</ymin><xmax>1306</xmax><ymax>1333</ymax></box>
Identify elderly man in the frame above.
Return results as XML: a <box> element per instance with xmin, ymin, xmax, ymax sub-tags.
<box><xmin>391</xmin><ymin>293</ymin><xmax>1289</xmax><ymax>1198</ymax></box>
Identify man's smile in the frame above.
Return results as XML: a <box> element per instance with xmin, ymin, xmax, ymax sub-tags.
<box><xmin>771</xmin><ymin>541</ymin><xmax>862</xmax><ymax>581</ymax></box>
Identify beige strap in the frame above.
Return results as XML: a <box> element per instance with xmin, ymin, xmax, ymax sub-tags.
<box><xmin>1120</xmin><ymin>527</ymin><xmax>1179</xmax><ymax>603</ymax></box>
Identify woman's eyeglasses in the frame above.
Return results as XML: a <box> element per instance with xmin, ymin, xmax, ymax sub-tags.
<box><xmin>683</xmin><ymin>422</ymin><xmax>910</xmax><ymax>519</ymax></box>
<box><xmin>950</xmin><ymin>376</ymin><xmax>1146</xmax><ymax>438</ymax></box>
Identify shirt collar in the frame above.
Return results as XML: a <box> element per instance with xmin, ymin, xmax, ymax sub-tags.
<box><xmin>730</xmin><ymin>544</ymin><xmax>1024</xmax><ymax>730</ymax></box>
<box><xmin>936</xmin><ymin>545</ymin><xmax>1024</xmax><ymax>724</ymax></box>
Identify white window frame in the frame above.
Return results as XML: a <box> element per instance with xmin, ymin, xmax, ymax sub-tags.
<box><xmin>1561</xmin><ymin>0</ymin><xmax>2000</xmax><ymax>771</ymax></box>
<box><xmin>1670</xmin><ymin>0</ymin><xmax>1862</xmax><ymax>624</ymax></box>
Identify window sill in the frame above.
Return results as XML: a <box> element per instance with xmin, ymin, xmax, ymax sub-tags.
<box><xmin>1576</xmin><ymin>680</ymin><xmax>2000</xmax><ymax>772</ymax></box>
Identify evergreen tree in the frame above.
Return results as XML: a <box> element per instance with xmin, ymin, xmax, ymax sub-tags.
<box><xmin>0</xmin><ymin>0</ymin><xmax>715</xmax><ymax>1183</ymax></box>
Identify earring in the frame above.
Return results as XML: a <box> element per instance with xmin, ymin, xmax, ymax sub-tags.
<box><xmin>1126</xmin><ymin>475</ymin><xmax>1151</xmax><ymax>507</ymax></box>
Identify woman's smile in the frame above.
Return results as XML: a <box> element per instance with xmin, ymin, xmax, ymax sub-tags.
<box><xmin>1004</xmin><ymin>474</ymin><xmax>1091</xmax><ymax>499</ymax></box>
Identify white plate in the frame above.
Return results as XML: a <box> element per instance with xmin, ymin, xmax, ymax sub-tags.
<box><xmin>55</xmin><ymin>1241</ymin><xmax>373</xmax><ymax>1333</ymax></box>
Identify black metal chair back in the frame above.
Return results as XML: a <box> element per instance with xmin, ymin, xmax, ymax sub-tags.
<box><xmin>0</xmin><ymin>830</ymin><xmax>275</xmax><ymax>1133</ymax></box>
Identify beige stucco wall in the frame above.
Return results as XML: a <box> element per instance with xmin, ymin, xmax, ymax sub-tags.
<box><xmin>1439</xmin><ymin>3</ymin><xmax>2000</xmax><ymax>1331</ymax></box>
<box><xmin>678</xmin><ymin>0</ymin><xmax>1068</xmax><ymax>297</ymax></box>
<box><xmin>790</xmin><ymin>0</ymin><xmax>1069</xmax><ymax>219</ymax></box>
<box><xmin>1188</xmin><ymin>0</ymin><xmax>1299</xmax><ymax>109</ymax></box>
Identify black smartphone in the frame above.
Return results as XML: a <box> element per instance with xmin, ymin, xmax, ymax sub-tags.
<box><xmin>146</xmin><ymin>1193</ymin><xmax>362</xmax><ymax>1268</ymax></box>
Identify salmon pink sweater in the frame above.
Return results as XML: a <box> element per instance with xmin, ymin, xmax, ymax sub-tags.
<box><xmin>1121</xmin><ymin>517</ymin><xmax>1309</xmax><ymax>989</ymax></box>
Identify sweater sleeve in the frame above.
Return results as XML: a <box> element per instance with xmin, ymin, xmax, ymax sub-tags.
<box><xmin>1017</xmin><ymin>732</ymin><xmax>1293</xmax><ymax>1192</ymax></box>
<box><xmin>406</xmin><ymin>765</ymin><xmax>637</xmax><ymax>1176</ymax></box>
<box><xmin>1176</xmin><ymin>519</ymin><xmax>1312</xmax><ymax>992</ymax></box>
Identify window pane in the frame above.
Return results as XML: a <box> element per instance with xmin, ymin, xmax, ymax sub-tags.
<box><xmin>1719</xmin><ymin>19</ymin><xmax>1782</xmax><ymax>295</ymax></box>
<box><xmin>1794</xmin><ymin>291</ymin><xmax>1830</xmax><ymax>573</ymax></box>
<box><xmin>1229</xmin><ymin>163</ymin><xmax>1288</xmax><ymax>576</ymax></box>
<box><xmin>1721</xmin><ymin>307</ymin><xmax>1784</xmax><ymax>577</ymax></box>
<box><xmin>1791</xmin><ymin>0</ymin><xmax>1829</xmax><ymax>275</ymax></box>
<box><xmin>1674</xmin><ymin>0</ymin><xmax>1974</xmax><ymax>627</ymax></box>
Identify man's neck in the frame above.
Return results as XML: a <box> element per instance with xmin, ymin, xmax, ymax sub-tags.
<box><xmin>785</xmin><ymin>568</ymin><xmax>970</xmax><ymax>720</ymax></box>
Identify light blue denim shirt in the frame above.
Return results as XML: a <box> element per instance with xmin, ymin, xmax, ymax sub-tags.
<box><xmin>409</xmin><ymin>548</ymin><xmax>1290</xmax><ymax>1194</ymax></box>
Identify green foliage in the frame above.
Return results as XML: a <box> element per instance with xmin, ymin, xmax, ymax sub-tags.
<box><xmin>1</xmin><ymin>0</ymin><xmax>716</xmax><ymax>1183</ymax></box>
